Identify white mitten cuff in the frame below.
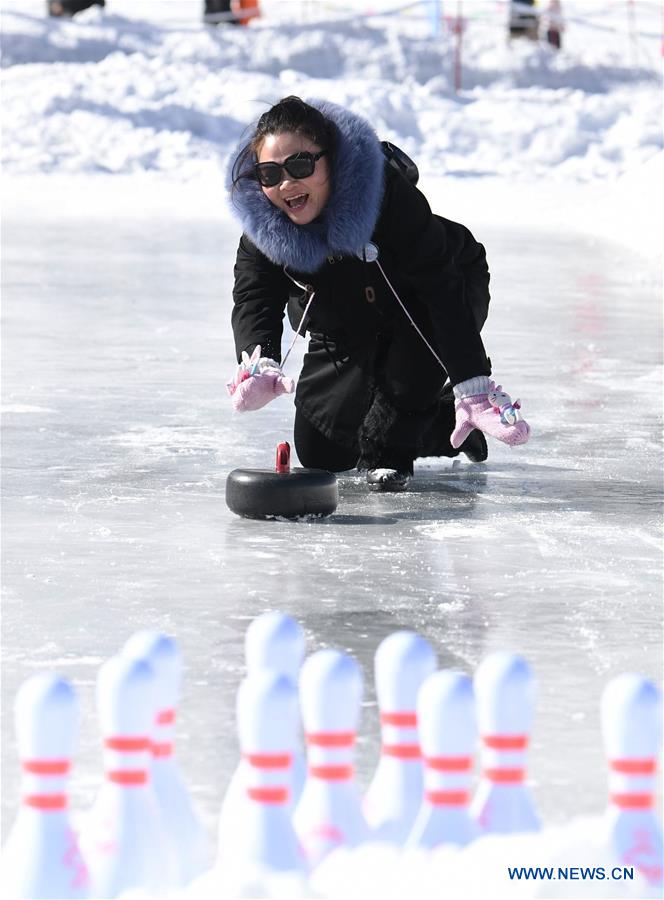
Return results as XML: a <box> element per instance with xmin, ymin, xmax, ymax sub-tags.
<box><xmin>453</xmin><ymin>375</ymin><xmax>491</xmax><ymax>400</ymax></box>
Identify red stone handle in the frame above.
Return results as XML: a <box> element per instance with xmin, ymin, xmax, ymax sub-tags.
<box><xmin>275</xmin><ymin>442</ymin><xmax>291</xmax><ymax>474</ymax></box>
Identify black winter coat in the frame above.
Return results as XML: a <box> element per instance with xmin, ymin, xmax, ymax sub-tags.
<box><xmin>231</xmin><ymin>162</ymin><xmax>491</xmax><ymax>451</ymax></box>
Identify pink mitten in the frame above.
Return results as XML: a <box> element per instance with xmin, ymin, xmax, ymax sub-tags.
<box><xmin>450</xmin><ymin>377</ymin><xmax>531</xmax><ymax>448</ymax></box>
<box><xmin>227</xmin><ymin>346</ymin><xmax>294</xmax><ymax>413</ymax></box>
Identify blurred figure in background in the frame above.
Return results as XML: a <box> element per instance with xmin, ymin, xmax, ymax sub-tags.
<box><xmin>508</xmin><ymin>0</ymin><xmax>539</xmax><ymax>41</ymax></box>
<box><xmin>47</xmin><ymin>0</ymin><xmax>259</xmax><ymax>25</ymax></box>
<box><xmin>203</xmin><ymin>0</ymin><xmax>240</xmax><ymax>25</ymax></box>
<box><xmin>544</xmin><ymin>0</ymin><xmax>564</xmax><ymax>50</ymax></box>
<box><xmin>48</xmin><ymin>0</ymin><xmax>104</xmax><ymax>16</ymax></box>
<box><xmin>205</xmin><ymin>0</ymin><xmax>260</xmax><ymax>25</ymax></box>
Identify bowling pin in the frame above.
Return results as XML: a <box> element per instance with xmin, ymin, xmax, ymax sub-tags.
<box><xmin>1</xmin><ymin>673</ymin><xmax>89</xmax><ymax>899</ymax></box>
<box><xmin>220</xmin><ymin>670</ymin><xmax>305</xmax><ymax>873</ymax></box>
<box><xmin>244</xmin><ymin>611</ymin><xmax>306</xmax><ymax>681</ymax></box>
<box><xmin>219</xmin><ymin>612</ymin><xmax>306</xmax><ymax>850</ymax></box>
<box><xmin>364</xmin><ymin>631</ymin><xmax>437</xmax><ymax>843</ymax></box>
<box><xmin>601</xmin><ymin>673</ymin><xmax>663</xmax><ymax>887</ymax></box>
<box><xmin>407</xmin><ymin>670</ymin><xmax>478</xmax><ymax>848</ymax></box>
<box><xmin>293</xmin><ymin>649</ymin><xmax>368</xmax><ymax>865</ymax></box>
<box><xmin>470</xmin><ymin>652</ymin><xmax>540</xmax><ymax>833</ymax></box>
<box><xmin>80</xmin><ymin>655</ymin><xmax>167</xmax><ymax>898</ymax></box>
<box><xmin>122</xmin><ymin>631</ymin><xmax>210</xmax><ymax>886</ymax></box>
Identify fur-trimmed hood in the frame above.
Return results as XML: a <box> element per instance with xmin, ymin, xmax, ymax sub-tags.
<box><xmin>226</xmin><ymin>100</ymin><xmax>386</xmax><ymax>273</ymax></box>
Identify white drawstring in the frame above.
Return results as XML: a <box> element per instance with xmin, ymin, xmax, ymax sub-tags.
<box><xmin>280</xmin><ymin>270</ymin><xmax>316</xmax><ymax>369</ymax></box>
<box><xmin>373</xmin><ymin>258</ymin><xmax>447</xmax><ymax>372</ymax></box>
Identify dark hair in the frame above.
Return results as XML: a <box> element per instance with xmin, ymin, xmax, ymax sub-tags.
<box><xmin>231</xmin><ymin>96</ymin><xmax>336</xmax><ymax>192</ymax></box>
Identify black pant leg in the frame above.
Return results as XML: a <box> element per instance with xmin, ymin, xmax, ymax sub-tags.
<box><xmin>294</xmin><ymin>411</ymin><xmax>359</xmax><ymax>473</ymax></box>
<box><xmin>356</xmin><ymin>325</ymin><xmax>461</xmax><ymax>469</ymax></box>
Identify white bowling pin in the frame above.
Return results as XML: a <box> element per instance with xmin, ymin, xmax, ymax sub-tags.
<box><xmin>407</xmin><ymin>670</ymin><xmax>478</xmax><ymax>848</ymax></box>
<box><xmin>245</xmin><ymin>612</ymin><xmax>307</xmax><ymax>801</ymax></box>
<box><xmin>470</xmin><ymin>652</ymin><xmax>540</xmax><ymax>833</ymax></box>
<box><xmin>122</xmin><ymin>631</ymin><xmax>210</xmax><ymax>886</ymax></box>
<box><xmin>220</xmin><ymin>670</ymin><xmax>305</xmax><ymax>873</ymax></box>
<box><xmin>244</xmin><ymin>611</ymin><xmax>306</xmax><ymax>680</ymax></box>
<box><xmin>601</xmin><ymin>673</ymin><xmax>663</xmax><ymax>887</ymax></box>
<box><xmin>219</xmin><ymin>612</ymin><xmax>306</xmax><ymax>851</ymax></box>
<box><xmin>364</xmin><ymin>631</ymin><xmax>436</xmax><ymax>843</ymax></box>
<box><xmin>80</xmin><ymin>655</ymin><xmax>168</xmax><ymax>898</ymax></box>
<box><xmin>1</xmin><ymin>673</ymin><xmax>89</xmax><ymax>899</ymax></box>
<box><xmin>293</xmin><ymin>649</ymin><xmax>368</xmax><ymax>865</ymax></box>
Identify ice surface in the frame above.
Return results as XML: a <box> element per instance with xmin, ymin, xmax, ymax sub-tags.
<box><xmin>2</xmin><ymin>202</ymin><xmax>661</xmax><ymax>843</ymax></box>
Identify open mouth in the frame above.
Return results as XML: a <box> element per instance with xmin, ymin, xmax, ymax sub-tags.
<box><xmin>285</xmin><ymin>194</ymin><xmax>308</xmax><ymax>211</ymax></box>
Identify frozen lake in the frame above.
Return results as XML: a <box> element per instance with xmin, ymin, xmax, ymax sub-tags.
<box><xmin>2</xmin><ymin>193</ymin><xmax>662</xmax><ymax>840</ymax></box>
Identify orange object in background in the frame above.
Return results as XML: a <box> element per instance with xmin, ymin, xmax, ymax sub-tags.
<box><xmin>232</xmin><ymin>0</ymin><xmax>260</xmax><ymax>26</ymax></box>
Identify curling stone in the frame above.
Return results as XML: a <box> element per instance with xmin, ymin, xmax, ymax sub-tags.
<box><xmin>226</xmin><ymin>442</ymin><xmax>338</xmax><ymax>520</ymax></box>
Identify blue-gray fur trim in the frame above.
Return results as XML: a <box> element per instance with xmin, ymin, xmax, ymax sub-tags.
<box><xmin>226</xmin><ymin>99</ymin><xmax>386</xmax><ymax>273</ymax></box>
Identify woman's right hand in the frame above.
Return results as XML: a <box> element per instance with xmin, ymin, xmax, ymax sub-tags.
<box><xmin>227</xmin><ymin>346</ymin><xmax>294</xmax><ymax>412</ymax></box>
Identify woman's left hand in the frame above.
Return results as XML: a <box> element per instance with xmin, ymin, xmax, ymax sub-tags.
<box><xmin>450</xmin><ymin>379</ymin><xmax>531</xmax><ymax>448</ymax></box>
<box><xmin>227</xmin><ymin>346</ymin><xmax>294</xmax><ymax>413</ymax></box>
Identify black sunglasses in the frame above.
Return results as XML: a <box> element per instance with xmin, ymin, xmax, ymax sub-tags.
<box><xmin>254</xmin><ymin>150</ymin><xmax>327</xmax><ymax>188</ymax></box>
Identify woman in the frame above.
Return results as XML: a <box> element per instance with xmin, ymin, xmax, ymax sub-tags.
<box><xmin>227</xmin><ymin>96</ymin><xmax>529</xmax><ymax>491</ymax></box>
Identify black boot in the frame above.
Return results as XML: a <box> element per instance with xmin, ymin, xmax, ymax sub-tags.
<box><xmin>459</xmin><ymin>429</ymin><xmax>488</xmax><ymax>462</ymax></box>
<box><xmin>366</xmin><ymin>468</ymin><xmax>412</xmax><ymax>492</ymax></box>
<box><xmin>416</xmin><ymin>388</ymin><xmax>489</xmax><ymax>463</ymax></box>
<box><xmin>357</xmin><ymin>390</ymin><xmax>416</xmax><ymax>491</ymax></box>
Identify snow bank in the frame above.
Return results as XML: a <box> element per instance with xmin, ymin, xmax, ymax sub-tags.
<box><xmin>2</xmin><ymin>1</ymin><xmax>662</xmax><ymax>259</ymax></box>
<box><xmin>1</xmin><ymin>1</ymin><xmax>661</xmax><ymax>182</ymax></box>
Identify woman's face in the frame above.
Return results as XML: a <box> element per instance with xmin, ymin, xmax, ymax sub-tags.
<box><xmin>257</xmin><ymin>132</ymin><xmax>331</xmax><ymax>226</ymax></box>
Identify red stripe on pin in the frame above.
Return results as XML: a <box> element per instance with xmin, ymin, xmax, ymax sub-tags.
<box><xmin>380</xmin><ymin>712</ymin><xmax>417</xmax><ymax>727</ymax></box>
<box><xmin>243</xmin><ymin>752</ymin><xmax>292</xmax><ymax>769</ymax></box>
<box><xmin>152</xmin><ymin>743</ymin><xmax>173</xmax><ymax>758</ymax></box>
<box><xmin>247</xmin><ymin>786</ymin><xmax>289</xmax><ymax>804</ymax></box>
<box><xmin>306</xmin><ymin>732</ymin><xmax>355</xmax><ymax>748</ymax></box>
<box><xmin>483</xmin><ymin>767</ymin><xmax>525</xmax><ymax>783</ymax></box>
<box><xmin>22</xmin><ymin>759</ymin><xmax>70</xmax><ymax>775</ymax></box>
<box><xmin>310</xmin><ymin>764</ymin><xmax>354</xmax><ymax>781</ymax></box>
<box><xmin>610</xmin><ymin>793</ymin><xmax>653</xmax><ymax>809</ymax></box>
<box><xmin>105</xmin><ymin>737</ymin><xmax>151</xmax><ymax>752</ymax></box>
<box><xmin>107</xmin><ymin>770</ymin><xmax>148</xmax><ymax>785</ymax></box>
<box><xmin>23</xmin><ymin>794</ymin><xmax>67</xmax><ymax>810</ymax></box>
<box><xmin>610</xmin><ymin>758</ymin><xmax>656</xmax><ymax>775</ymax></box>
<box><xmin>425</xmin><ymin>790</ymin><xmax>470</xmax><ymax>806</ymax></box>
<box><xmin>425</xmin><ymin>755</ymin><xmax>472</xmax><ymax>772</ymax></box>
<box><xmin>483</xmin><ymin>735</ymin><xmax>528</xmax><ymax>750</ymax></box>
<box><xmin>382</xmin><ymin>744</ymin><xmax>421</xmax><ymax>759</ymax></box>
<box><xmin>156</xmin><ymin>709</ymin><xmax>175</xmax><ymax>725</ymax></box>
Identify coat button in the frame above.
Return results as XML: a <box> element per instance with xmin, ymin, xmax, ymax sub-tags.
<box><xmin>360</xmin><ymin>242</ymin><xmax>379</xmax><ymax>262</ymax></box>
